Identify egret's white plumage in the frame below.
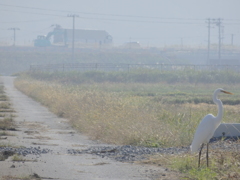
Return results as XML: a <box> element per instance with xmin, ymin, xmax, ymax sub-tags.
<box><xmin>191</xmin><ymin>114</ymin><xmax>216</xmax><ymax>152</ymax></box>
<box><xmin>190</xmin><ymin>88</ymin><xmax>232</xmax><ymax>167</ymax></box>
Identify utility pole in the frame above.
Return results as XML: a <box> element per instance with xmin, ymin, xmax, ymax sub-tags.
<box><xmin>67</xmin><ymin>14</ymin><xmax>79</xmax><ymax>61</ymax></box>
<box><xmin>206</xmin><ymin>18</ymin><xmax>211</xmax><ymax>61</ymax></box>
<box><xmin>231</xmin><ymin>34</ymin><xmax>234</xmax><ymax>46</ymax></box>
<box><xmin>215</xmin><ymin>18</ymin><xmax>223</xmax><ymax>60</ymax></box>
<box><xmin>181</xmin><ymin>38</ymin><xmax>183</xmax><ymax>49</ymax></box>
<box><xmin>8</xmin><ymin>27</ymin><xmax>20</xmax><ymax>46</ymax></box>
<box><xmin>206</xmin><ymin>18</ymin><xmax>224</xmax><ymax>61</ymax></box>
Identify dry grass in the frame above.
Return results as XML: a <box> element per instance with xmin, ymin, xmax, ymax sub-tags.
<box><xmin>0</xmin><ymin>117</ymin><xmax>15</xmax><ymax>130</ymax></box>
<box><xmin>1</xmin><ymin>174</ymin><xmax>41</xmax><ymax>180</ymax></box>
<box><xmin>14</xmin><ymin>77</ymin><xmax>240</xmax><ymax>147</ymax></box>
<box><xmin>14</xmin><ymin>78</ymin><xmax>200</xmax><ymax>147</ymax></box>
<box><xmin>0</xmin><ymin>102</ymin><xmax>11</xmax><ymax>109</ymax></box>
<box><xmin>0</xmin><ymin>84</ymin><xmax>15</xmax><ymax>131</ymax></box>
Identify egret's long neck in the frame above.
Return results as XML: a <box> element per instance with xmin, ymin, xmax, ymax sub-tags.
<box><xmin>213</xmin><ymin>93</ymin><xmax>223</xmax><ymax>124</ymax></box>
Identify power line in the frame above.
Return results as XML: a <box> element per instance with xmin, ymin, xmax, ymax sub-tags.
<box><xmin>1</xmin><ymin>3</ymin><xmax>240</xmax><ymax>26</ymax></box>
<box><xmin>2</xmin><ymin>3</ymin><xmax>240</xmax><ymax>23</ymax></box>
<box><xmin>0</xmin><ymin>8</ymin><xmax>205</xmax><ymax>25</ymax></box>
<box><xmin>0</xmin><ymin>3</ymin><xmax>206</xmax><ymax>21</ymax></box>
<box><xmin>0</xmin><ymin>9</ymin><xmax>65</xmax><ymax>17</ymax></box>
<box><xmin>206</xmin><ymin>18</ymin><xmax>224</xmax><ymax>60</ymax></box>
<box><xmin>78</xmin><ymin>16</ymin><xmax>204</xmax><ymax>24</ymax></box>
<box><xmin>0</xmin><ymin>18</ymin><xmax>58</xmax><ymax>24</ymax></box>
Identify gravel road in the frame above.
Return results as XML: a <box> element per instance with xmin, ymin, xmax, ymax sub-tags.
<box><xmin>0</xmin><ymin>76</ymin><xmax>178</xmax><ymax>180</ymax></box>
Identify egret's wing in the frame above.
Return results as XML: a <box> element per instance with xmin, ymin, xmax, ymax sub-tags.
<box><xmin>190</xmin><ymin>114</ymin><xmax>215</xmax><ymax>152</ymax></box>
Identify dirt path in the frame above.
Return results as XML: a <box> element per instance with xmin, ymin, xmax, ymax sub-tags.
<box><xmin>0</xmin><ymin>76</ymin><xmax>169</xmax><ymax>180</ymax></box>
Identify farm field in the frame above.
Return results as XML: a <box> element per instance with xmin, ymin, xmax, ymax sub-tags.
<box><xmin>15</xmin><ymin>70</ymin><xmax>240</xmax><ymax>147</ymax></box>
<box><xmin>14</xmin><ymin>70</ymin><xmax>240</xmax><ymax>179</ymax></box>
<box><xmin>0</xmin><ymin>48</ymin><xmax>178</xmax><ymax>75</ymax></box>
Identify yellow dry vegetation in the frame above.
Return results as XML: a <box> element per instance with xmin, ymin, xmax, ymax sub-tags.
<box><xmin>14</xmin><ymin>78</ymin><xmax>203</xmax><ymax>147</ymax></box>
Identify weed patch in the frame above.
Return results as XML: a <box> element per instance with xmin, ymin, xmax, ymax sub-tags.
<box><xmin>1</xmin><ymin>173</ymin><xmax>41</xmax><ymax>180</ymax></box>
<box><xmin>0</xmin><ymin>102</ymin><xmax>11</xmax><ymax>109</ymax></box>
<box><xmin>0</xmin><ymin>117</ymin><xmax>15</xmax><ymax>130</ymax></box>
<box><xmin>144</xmin><ymin>149</ymin><xmax>240</xmax><ymax>180</ymax></box>
<box><xmin>12</xmin><ymin>154</ymin><xmax>25</xmax><ymax>162</ymax></box>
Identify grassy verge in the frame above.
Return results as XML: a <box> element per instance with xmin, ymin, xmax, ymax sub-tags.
<box><xmin>0</xmin><ymin>84</ymin><xmax>15</xmax><ymax>132</ymax></box>
<box><xmin>143</xmin><ymin>148</ymin><xmax>240</xmax><ymax>179</ymax></box>
<box><xmin>1</xmin><ymin>173</ymin><xmax>41</xmax><ymax>180</ymax></box>
<box><xmin>0</xmin><ymin>82</ymin><xmax>17</xmax><ymax>164</ymax></box>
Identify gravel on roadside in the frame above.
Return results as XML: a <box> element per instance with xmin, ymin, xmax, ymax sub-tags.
<box><xmin>67</xmin><ymin>136</ymin><xmax>240</xmax><ymax>163</ymax></box>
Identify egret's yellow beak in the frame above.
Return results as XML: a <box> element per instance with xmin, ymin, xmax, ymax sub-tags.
<box><xmin>221</xmin><ymin>90</ymin><xmax>233</xmax><ymax>95</ymax></box>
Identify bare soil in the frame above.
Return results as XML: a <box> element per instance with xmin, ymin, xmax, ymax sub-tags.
<box><xmin>0</xmin><ymin>76</ymin><xmax>179</xmax><ymax>180</ymax></box>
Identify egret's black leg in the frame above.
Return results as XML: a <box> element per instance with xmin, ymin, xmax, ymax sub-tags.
<box><xmin>198</xmin><ymin>143</ymin><xmax>204</xmax><ymax>168</ymax></box>
<box><xmin>206</xmin><ymin>143</ymin><xmax>209</xmax><ymax>167</ymax></box>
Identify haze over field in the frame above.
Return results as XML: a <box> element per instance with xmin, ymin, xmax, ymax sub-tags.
<box><xmin>0</xmin><ymin>0</ymin><xmax>240</xmax><ymax>47</ymax></box>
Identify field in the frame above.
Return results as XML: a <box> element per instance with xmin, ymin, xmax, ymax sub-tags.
<box><xmin>14</xmin><ymin>69</ymin><xmax>240</xmax><ymax>179</ymax></box>
<box><xmin>0</xmin><ymin>48</ymin><xmax>181</xmax><ymax>75</ymax></box>
<box><xmin>1</xmin><ymin>45</ymin><xmax>236</xmax><ymax>179</ymax></box>
<box><xmin>15</xmin><ymin>70</ymin><xmax>240</xmax><ymax>146</ymax></box>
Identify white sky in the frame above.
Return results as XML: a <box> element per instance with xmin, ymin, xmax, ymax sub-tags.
<box><xmin>0</xmin><ymin>0</ymin><xmax>240</xmax><ymax>47</ymax></box>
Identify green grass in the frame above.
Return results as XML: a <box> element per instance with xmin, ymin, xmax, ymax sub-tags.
<box><xmin>27</xmin><ymin>69</ymin><xmax>240</xmax><ymax>84</ymax></box>
<box><xmin>12</xmin><ymin>154</ymin><xmax>25</xmax><ymax>162</ymax></box>
<box><xmin>21</xmin><ymin>70</ymin><xmax>240</xmax><ymax>106</ymax></box>
<box><xmin>144</xmin><ymin>148</ymin><xmax>240</xmax><ymax>180</ymax></box>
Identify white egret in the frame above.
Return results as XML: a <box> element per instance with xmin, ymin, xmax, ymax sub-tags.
<box><xmin>190</xmin><ymin>88</ymin><xmax>233</xmax><ymax>167</ymax></box>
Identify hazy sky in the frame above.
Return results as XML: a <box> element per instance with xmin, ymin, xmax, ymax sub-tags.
<box><xmin>0</xmin><ymin>0</ymin><xmax>240</xmax><ymax>47</ymax></box>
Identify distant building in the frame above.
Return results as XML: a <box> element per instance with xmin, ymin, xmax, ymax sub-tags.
<box><xmin>53</xmin><ymin>26</ymin><xmax>113</xmax><ymax>46</ymax></box>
